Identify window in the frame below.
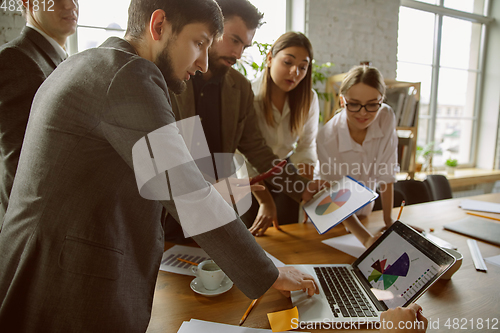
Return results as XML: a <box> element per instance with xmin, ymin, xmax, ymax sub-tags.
<box><xmin>397</xmin><ymin>0</ymin><xmax>491</xmax><ymax>167</ymax></box>
<box><xmin>69</xmin><ymin>0</ymin><xmax>127</xmax><ymax>54</ymax></box>
<box><xmin>70</xmin><ymin>0</ymin><xmax>287</xmax><ymax>61</ymax></box>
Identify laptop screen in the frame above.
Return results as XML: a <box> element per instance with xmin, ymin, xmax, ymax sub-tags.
<box><xmin>353</xmin><ymin>221</ymin><xmax>455</xmax><ymax>309</ymax></box>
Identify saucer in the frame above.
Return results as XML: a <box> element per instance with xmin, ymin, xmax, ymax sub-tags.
<box><xmin>190</xmin><ymin>276</ymin><xmax>233</xmax><ymax>297</ymax></box>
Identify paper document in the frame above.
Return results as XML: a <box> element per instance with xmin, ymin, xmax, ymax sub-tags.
<box><xmin>303</xmin><ymin>176</ymin><xmax>378</xmax><ymax>234</ymax></box>
<box><xmin>177</xmin><ymin>319</ymin><xmax>309</xmax><ymax>333</ymax></box>
<box><xmin>160</xmin><ymin>245</ymin><xmax>209</xmax><ymax>276</ymax></box>
<box><xmin>160</xmin><ymin>245</ymin><xmax>285</xmax><ymax>276</ymax></box>
<box><xmin>484</xmin><ymin>254</ymin><xmax>500</xmax><ymax>268</ymax></box>
<box><xmin>460</xmin><ymin>199</ymin><xmax>500</xmax><ymax>213</ymax></box>
<box><xmin>322</xmin><ymin>234</ymin><xmax>365</xmax><ymax>258</ymax></box>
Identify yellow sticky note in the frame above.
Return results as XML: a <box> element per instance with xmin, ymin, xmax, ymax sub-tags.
<box><xmin>267</xmin><ymin>306</ymin><xmax>299</xmax><ymax>332</ymax></box>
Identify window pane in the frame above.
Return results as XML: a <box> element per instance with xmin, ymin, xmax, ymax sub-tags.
<box><xmin>78</xmin><ymin>0</ymin><xmax>128</xmax><ymax>30</ymax></box>
<box><xmin>444</xmin><ymin>0</ymin><xmax>485</xmax><ymax>15</ymax></box>
<box><xmin>435</xmin><ymin>68</ymin><xmax>477</xmax><ymax>164</ymax></box>
<box><xmin>396</xmin><ymin>62</ymin><xmax>432</xmax><ymax>110</ymax></box>
<box><xmin>239</xmin><ymin>0</ymin><xmax>287</xmax><ymax>79</ymax></box>
<box><xmin>77</xmin><ymin>27</ymin><xmax>126</xmax><ymax>51</ymax></box>
<box><xmin>434</xmin><ymin>118</ymin><xmax>473</xmax><ymax>165</ymax></box>
<box><xmin>440</xmin><ymin>17</ymin><xmax>481</xmax><ymax>70</ymax></box>
<box><xmin>397</xmin><ymin>7</ymin><xmax>435</xmax><ymax>65</ymax></box>
<box><xmin>415</xmin><ymin>0</ymin><xmax>439</xmax><ymax>4</ymax></box>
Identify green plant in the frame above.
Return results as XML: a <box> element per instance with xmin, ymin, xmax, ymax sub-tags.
<box><xmin>235</xmin><ymin>41</ymin><xmax>334</xmax><ymax>104</ymax></box>
<box><xmin>416</xmin><ymin>142</ymin><xmax>442</xmax><ymax>162</ymax></box>
<box><xmin>445</xmin><ymin>158</ymin><xmax>458</xmax><ymax>167</ymax></box>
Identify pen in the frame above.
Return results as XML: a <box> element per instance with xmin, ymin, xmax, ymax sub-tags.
<box><xmin>176</xmin><ymin>258</ymin><xmax>199</xmax><ymax>266</ymax></box>
<box><xmin>466</xmin><ymin>212</ymin><xmax>500</xmax><ymax>222</ymax></box>
<box><xmin>397</xmin><ymin>200</ymin><xmax>405</xmax><ymax>220</ymax></box>
<box><xmin>239</xmin><ymin>298</ymin><xmax>258</xmax><ymax>326</ymax></box>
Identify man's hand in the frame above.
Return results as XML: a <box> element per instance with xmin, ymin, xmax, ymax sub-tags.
<box><xmin>249</xmin><ymin>201</ymin><xmax>278</xmax><ymax>236</ymax></box>
<box><xmin>380</xmin><ymin>304</ymin><xmax>428</xmax><ymax>333</ymax></box>
<box><xmin>301</xmin><ymin>180</ymin><xmax>330</xmax><ymax>203</ymax></box>
<box><xmin>272</xmin><ymin>267</ymin><xmax>319</xmax><ymax>297</ymax></box>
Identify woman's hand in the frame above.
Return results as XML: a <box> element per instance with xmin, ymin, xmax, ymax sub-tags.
<box><xmin>249</xmin><ymin>200</ymin><xmax>278</xmax><ymax>236</ymax></box>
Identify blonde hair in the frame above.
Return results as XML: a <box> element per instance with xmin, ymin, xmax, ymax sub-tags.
<box><xmin>340</xmin><ymin>65</ymin><xmax>386</xmax><ymax>98</ymax></box>
<box><xmin>258</xmin><ymin>32</ymin><xmax>313</xmax><ymax>135</ymax></box>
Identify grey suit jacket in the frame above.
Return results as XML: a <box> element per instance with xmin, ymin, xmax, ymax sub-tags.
<box><xmin>0</xmin><ymin>27</ymin><xmax>65</xmax><ymax>226</ymax></box>
<box><xmin>172</xmin><ymin>68</ymin><xmax>308</xmax><ymax>201</ymax></box>
<box><xmin>0</xmin><ymin>37</ymin><xmax>278</xmax><ymax>332</ymax></box>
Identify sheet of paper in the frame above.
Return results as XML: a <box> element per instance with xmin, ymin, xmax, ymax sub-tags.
<box><xmin>160</xmin><ymin>245</ymin><xmax>285</xmax><ymax>276</ymax></box>
<box><xmin>160</xmin><ymin>245</ymin><xmax>209</xmax><ymax>276</ymax></box>
<box><xmin>177</xmin><ymin>319</ymin><xmax>308</xmax><ymax>333</ymax></box>
<box><xmin>322</xmin><ymin>233</ymin><xmax>365</xmax><ymax>258</ymax></box>
<box><xmin>484</xmin><ymin>254</ymin><xmax>500</xmax><ymax>268</ymax></box>
<box><xmin>267</xmin><ymin>307</ymin><xmax>299</xmax><ymax>332</ymax></box>
<box><xmin>303</xmin><ymin>176</ymin><xmax>377</xmax><ymax>234</ymax></box>
<box><xmin>422</xmin><ymin>232</ymin><xmax>457</xmax><ymax>250</ymax></box>
<box><xmin>460</xmin><ymin>199</ymin><xmax>500</xmax><ymax>213</ymax></box>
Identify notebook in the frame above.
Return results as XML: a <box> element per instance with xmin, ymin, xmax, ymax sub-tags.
<box><xmin>290</xmin><ymin>221</ymin><xmax>455</xmax><ymax>323</ymax></box>
<box><xmin>444</xmin><ymin>216</ymin><xmax>500</xmax><ymax>246</ymax></box>
<box><xmin>303</xmin><ymin>176</ymin><xmax>378</xmax><ymax>234</ymax></box>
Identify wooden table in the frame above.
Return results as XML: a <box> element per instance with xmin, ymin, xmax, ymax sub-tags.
<box><xmin>147</xmin><ymin>193</ymin><xmax>500</xmax><ymax>332</ymax></box>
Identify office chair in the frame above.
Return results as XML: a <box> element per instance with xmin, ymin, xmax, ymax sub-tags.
<box><xmin>424</xmin><ymin>174</ymin><xmax>453</xmax><ymax>201</ymax></box>
<box><xmin>393</xmin><ymin>179</ymin><xmax>433</xmax><ymax>205</ymax></box>
<box><xmin>372</xmin><ymin>188</ymin><xmax>407</xmax><ymax>211</ymax></box>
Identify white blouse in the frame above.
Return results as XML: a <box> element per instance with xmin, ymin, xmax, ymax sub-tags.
<box><xmin>316</xmin><ymin>104</ymin><xmax>398</xmax><ymax>216</ymax></box>
<box><xmin>245</xmin><ymin>74</ymin><xmax>319</xmax><ymax>176</ymax></box>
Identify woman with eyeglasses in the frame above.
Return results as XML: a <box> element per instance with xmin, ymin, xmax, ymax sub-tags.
<box><xmin>317</xmin><ymin>65</ymin><xmax>398</xmax><ymax>247</ymax></box>
<box><xmin>240</xmin><ymin>32</ymin><xmax>319</xmax><ymax>236</ymax></box>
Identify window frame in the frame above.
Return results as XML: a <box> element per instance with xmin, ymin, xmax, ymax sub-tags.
<box><xmin>398</xmin><ymin>0</ymin><xmax>493</xmax><ymax>168</ymax></box>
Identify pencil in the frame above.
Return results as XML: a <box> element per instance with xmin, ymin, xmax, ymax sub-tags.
<box><xmin>466</xmin><ymin>212</ymin><xmax>500</xmax><ymax>222</ymax></box>
<box><xmin>176</xmin><ymin>258</ymin><xmax>199</xmax><ymax>266</ymax></box>
<box><xmin>239</xmin><ymin>298</ymin><xmax>258</xmax><ymax>326</ymax></box>
<box><xmin>397</xmin><ymin>200</ymin><xmax>406</xmax><ymax>220</ymax></box>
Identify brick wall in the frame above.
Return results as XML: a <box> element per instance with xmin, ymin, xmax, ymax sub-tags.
<box><xmin>306</xmin><ymin>0</ymin><xmax>400</xmax><ymax>80</ymax></box>
<box><xmin>1</xmin><ymin>9</ymin><xmax>25</xmax><ymax>45</ymax></box>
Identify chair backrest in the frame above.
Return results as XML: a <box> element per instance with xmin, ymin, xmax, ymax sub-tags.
<box><xmin>372</xmin><ymin>188</ymin><xmax>407</xmax><ymax>211</ymax></box>
<box><xmin>424</xmin><ymin>175</ymin><xmax>453</xmax><ymax>201</ymax></box>
<box><xmin>394</xmin><ymin>179</ymin><xmax>432</xmax><ymax>205</ymax></box>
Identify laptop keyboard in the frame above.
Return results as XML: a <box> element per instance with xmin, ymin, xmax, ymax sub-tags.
<box><xmin>315</xmin><ymin>267</ymin><xmax>378</xmax><ymax>318</ymax></box>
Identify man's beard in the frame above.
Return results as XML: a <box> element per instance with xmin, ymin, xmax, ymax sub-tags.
<box><xmin>208</xmin><ymin>48</ymin><xmax>236</xmax><ymax>78</ymax></box>
<box><xmin>155</xmin><ymin>43</ymin><xmax>186</xmax><ymax>95</ymax></box>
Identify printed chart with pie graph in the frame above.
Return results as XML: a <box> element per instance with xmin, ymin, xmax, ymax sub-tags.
<box><xmin>315</xmin><ymin>189</ymin><xmax>351</xmax><ymax>215</ymax></box>
<box><xmin>368</xmin><ymin>253</ymin><xmax>410</xmax><ymax>290</ymax></box>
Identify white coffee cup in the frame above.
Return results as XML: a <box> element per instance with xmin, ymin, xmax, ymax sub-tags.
<box><xmin>191</xmin><ymin>260</ymin><xmax>226</xmax><ymax>290</ymax></box>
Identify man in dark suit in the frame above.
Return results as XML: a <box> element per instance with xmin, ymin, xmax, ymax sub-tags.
<box><xmin>0</xmin><ymin>1</ymin><xmax>319</xmax><ymax>331</ymax></box>
<box><xmin>0</xmin><ymin>0</ymin><xmax>79</xmax><ymax>225</ymax></box>
<box><xmin>168</xmin><ymin>0</ymin><xmax>310</xmax><ymax>239</ymax></box>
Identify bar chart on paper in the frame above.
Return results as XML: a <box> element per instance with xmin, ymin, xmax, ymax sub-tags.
<box><xmin>160</xmin><ymin>245</ymin><xmax>209</xmax><ymax>276</ymax></box>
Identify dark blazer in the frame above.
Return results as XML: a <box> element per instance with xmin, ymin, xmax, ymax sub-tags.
<box><xmin>0</xmin><ymin>27</ymin><xmax>65</xmax><ymax>225</ymax></box>
<box><xmin>0</xmin><ymin>37</ymin><xmax>278</xmax><ymax>332</ymax></box>
<box><xmin>172</xmin><ymin>68</ymin><xmax>308</xmax><ymax>201</ymax></box>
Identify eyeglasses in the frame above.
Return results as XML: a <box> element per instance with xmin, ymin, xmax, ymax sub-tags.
<box><xmin>343</xmin><ymin>97</ymin><xmax>382</xmax><ymax>113</ymax></box>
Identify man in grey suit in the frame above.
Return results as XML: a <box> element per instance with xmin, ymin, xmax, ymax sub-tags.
<box><xmin>0</xmin><ymin>0</ymin><xmax>319</xmax><ymax>331</ymax></box>
<box><xmin>0</xmin><ymin>0</ymin><xmax>79</xmax><ymax>225</ymax></box>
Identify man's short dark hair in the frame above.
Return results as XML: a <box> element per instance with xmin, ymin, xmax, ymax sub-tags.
<box><xmin>126</xmin><ymin>0</ymin><xmax>224</xmax><ymax>41</ymax></box>
<box><xmin>215</xmin><ymin>0</ymin><xmax>264</xmax><ymax>30</ymax></box>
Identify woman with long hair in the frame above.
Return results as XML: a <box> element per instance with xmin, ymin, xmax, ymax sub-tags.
<box><xmin>242</xmin><ymin>32</ymin><xmax>319</xmax><ymax>236</ymax></box>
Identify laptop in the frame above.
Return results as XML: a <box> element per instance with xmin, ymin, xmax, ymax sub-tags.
<box><xmin>291</xmin><ymin>221</ymin><xmax>455</xmax><ymax>323</ymax></box>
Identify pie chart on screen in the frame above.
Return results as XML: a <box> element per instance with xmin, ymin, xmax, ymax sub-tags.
<box><xmin>315</xmin><ymin>189</ymin><xmax>351</xmax><ymax>215</ymax></box>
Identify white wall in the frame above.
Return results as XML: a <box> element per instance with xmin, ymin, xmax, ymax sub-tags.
<box><xmin>305</xmin><ymin>0</ymin><xmax>400</xmax><ymax>79</ymax></box>
<box><xmin>0</xmin><ymin>10</ymin><xmax>25</xmax><ymax>45</ymax></box>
